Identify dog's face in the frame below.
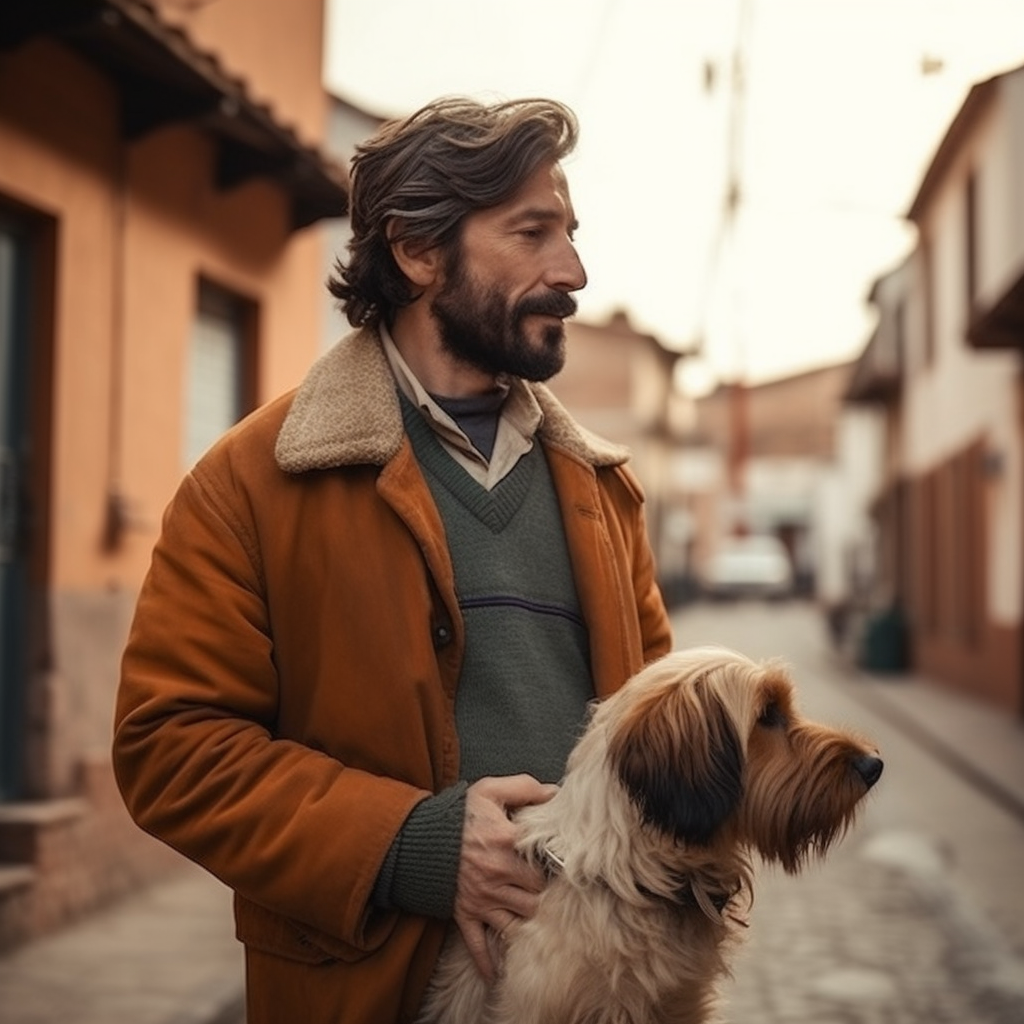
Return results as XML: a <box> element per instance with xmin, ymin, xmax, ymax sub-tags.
<box><xmin>604</xmin><ymin>647</ymin><xmax>883</xmax><ymax>873</ymax></box>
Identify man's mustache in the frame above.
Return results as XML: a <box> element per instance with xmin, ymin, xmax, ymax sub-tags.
<box><xmin>516</xmin><ymin>292</ymin><xmax>578</xmax><ymax>321</ymax></box>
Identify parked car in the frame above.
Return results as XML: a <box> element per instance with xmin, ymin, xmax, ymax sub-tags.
<box><xmin>700</xmin><ymin>535</ymin><xmax>794</xmax><ymax>601</ymax></box>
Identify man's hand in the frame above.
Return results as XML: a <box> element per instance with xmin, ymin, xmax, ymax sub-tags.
<box><xmin>453</xmin><ymin>774</ymin><xmax>558</xmax><ymax>980</ymax></box>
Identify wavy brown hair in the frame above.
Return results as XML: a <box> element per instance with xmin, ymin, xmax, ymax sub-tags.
<box><xmin>328</xmin><ymin>96</ymin><xmax>579</xmax><ymax>327</ymax></box>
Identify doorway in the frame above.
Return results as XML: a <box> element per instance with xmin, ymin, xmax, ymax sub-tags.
<box><xmin>0</xmin><ymin>213</ymin><xmax>34</xmax><ymax>799</ymax></box>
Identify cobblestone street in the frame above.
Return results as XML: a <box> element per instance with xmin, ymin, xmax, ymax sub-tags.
<box><xmin>674</xmin><ymin>599</ymin><xmax>1024</xmax><ymax>1024</ymax></box>
<box><xmin>721</xmin><ymin>830</ymin><xmax>1023</xmax><ymax>1023</ymax></box>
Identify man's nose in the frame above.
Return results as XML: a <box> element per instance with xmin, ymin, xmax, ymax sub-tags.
<box><xmin>548</xmin><ymin>239</ymin><xmax>587</xmax><ymax>293</ymax></box>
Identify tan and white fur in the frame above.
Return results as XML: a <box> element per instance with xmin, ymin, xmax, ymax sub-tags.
<box><xmin>415</xmin><ymin>646</ymin><xmax>883</xmax><ymax>1024</ymax></box>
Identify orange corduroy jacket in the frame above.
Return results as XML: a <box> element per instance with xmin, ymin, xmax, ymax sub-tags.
<box><xmin>112</xmin><ymin>325</ymin><xmax>672</xmax><ymax>1024</ymax></box>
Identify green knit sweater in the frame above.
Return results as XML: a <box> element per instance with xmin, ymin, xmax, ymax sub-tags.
<box><xmin>372</xmin><ymin>397</ymin><xmax>594</xmax><ymax>919</ymax></box>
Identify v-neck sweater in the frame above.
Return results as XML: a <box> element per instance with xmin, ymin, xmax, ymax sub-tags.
<box><xmin>373</xmin><ymin>397</ymin><xmax>595</xmax><ymax>920</ymax></box>
<box><xmin>401</xmin><ymin>395</ymin><xmax>594</xmax><ymax>780</ymax></box>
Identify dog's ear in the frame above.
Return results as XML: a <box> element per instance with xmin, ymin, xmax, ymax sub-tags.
<box><xmin>610</xmin><ymin>674</ymin><xmax>744</xmax><ymax>845</ymax></box>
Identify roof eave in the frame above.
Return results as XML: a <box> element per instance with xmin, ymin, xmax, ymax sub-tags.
<box><xmin>968</xmin><ymin>266</ymin><xmax>1024</xmax><ymax>350</ymax></box>
<box><xmin>0</xmin><ymin>0</ymin><xmax>349</xmax><ymax>231</ymax></box>
<box><xmin>907</xmin><ymin>71</ymin><xmax>1005</xmax><ymax>224</ymax></box>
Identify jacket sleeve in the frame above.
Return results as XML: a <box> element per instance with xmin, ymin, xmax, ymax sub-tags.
<box><xmin>635</xmin><ymin>524</ymin><xmax>673</xmax><ymax>667</ymax></box>
<box><xmin>112</xmin><ymin>467</ymin><xmax>429</xmax><ymax>952</ymax></box>
<box><xmin>617</xmin><ymin>464</ymin><xmax>673</xmax><ymax>665</ymax></box>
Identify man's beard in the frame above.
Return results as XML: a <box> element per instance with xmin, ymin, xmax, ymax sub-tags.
<box><xmin>430</xmin><ymin>252</ymin><xmax>577</xmax><ymax>382</ymax></box>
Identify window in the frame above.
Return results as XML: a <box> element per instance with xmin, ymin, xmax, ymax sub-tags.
<box><xmin>951</xmin><ymin>443</ymin><xmax>984</xmax><ymax>648</ymax></box>
<box><xmin>914</xmin><ymin>471</ymin><xmax>939</xmax><ymax>634</ymax></box>
<box><xmin>894</xmin><ymin>298</ymin><xmax>906</xmax><ymax>377</ymax></box>
<box><xmin>0</xmin><ymin>202</ymin><xmax>55</xmax><ymax>799</ymax></box>
<box><xmin>183</xmin><ymin>280</ymin><xmax>257</xmax><ymax>467</ymax></box>
<box><xmin>964</xmin><ymin>171</ymin><xmax>978</xmax><ymax>318</ymax></box>
<box><xmin>920</xmin><ymin>236</ymin><xmax>935</xmax><ymax>367</ymax></box>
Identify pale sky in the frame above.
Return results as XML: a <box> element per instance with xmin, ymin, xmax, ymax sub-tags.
<box><xmin>324</xmin><ymin>0</ymin><xmax>1024</xmax><ymax>388</ymax></box>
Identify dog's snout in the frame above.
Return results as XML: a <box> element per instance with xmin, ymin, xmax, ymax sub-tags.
<box><xmin>852</xmin><ymin>754</ymin><xmax>884</xmax><ymax>789</ymax></box>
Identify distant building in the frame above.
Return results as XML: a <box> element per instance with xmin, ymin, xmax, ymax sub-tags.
<box><xmin>551</xmin><ymin>313</ymin><xmax>854</xmax><ymax>606</ymax></box>
<box><xmin>0</xmin><ymin>0</ymin><xmax>346</xmax><ymax>947</ymax></box>
<box><xmin>321</xmin><ymin>93</ymin><xmax>388</xmax><ymax>351</ymax></box>
<box><xmin>551</xmin><ymin>310</ymin><xmax>690</xmax><ymax>591</ymax></box>
<box><xmin>848</xmin><ymin>62</ymin><xmax>1024</xmax><ymax>713</ymax></box>
<box><xmin>683</xmin><ymin>362</ymin><xmax>855</xmax><ymax>596</ymax></box>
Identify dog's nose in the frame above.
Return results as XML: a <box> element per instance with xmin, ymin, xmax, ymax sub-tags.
<box><xmin>853</xmin><ymin>754</ymin><xmax>884</xmax><ymax>789</ymax></box>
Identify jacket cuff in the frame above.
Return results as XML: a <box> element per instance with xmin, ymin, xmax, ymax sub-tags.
<box><xmin>371</xmin><ymin>781</ymin><xmax>468</xmax><ymax>919</ymax></box>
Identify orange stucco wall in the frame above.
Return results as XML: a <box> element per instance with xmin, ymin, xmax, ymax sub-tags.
<box><xmin>116</xmin><ymin>124</ymin><xmax>325</xmax><ymax>583</ymax></box>
<box><xmin>0</xmin><ymin>39</ymin><xmax>325</xmax><ymax>592</ymax></box>
<box><xmin>0</xmin><ymin>7</ymin><xmax>337</xmax><ymax>940</ymax></box>
<box><xmin>155</xmin><ymin>0</ymin><xmax>328</xmax><ymax>147</ymax></box>
<box><xmin>0</xmin><ymin>41</ymin><xmax>121</xmax><ymax>593</ymax></box>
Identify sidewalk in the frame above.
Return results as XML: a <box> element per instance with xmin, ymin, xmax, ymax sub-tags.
<box><xmin>1</xmin><ymin>626</ymin><xmax>1023</xmax><ymax>1023</ymax></box>
<box><xmin>0</xmin><ymin>861</ymin><xmax>243</xmax><ymax>1024</ymax></box>
<box><xmin>849</xmin><ymin>666</ymin><xmax>1024</xmax><ymax>820</ymax></box>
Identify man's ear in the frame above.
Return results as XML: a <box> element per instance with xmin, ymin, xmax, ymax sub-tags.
<box><xmin>388</xmin><ymin>223</ymin><xmax>443</xmax><ymax>289</ymax></box>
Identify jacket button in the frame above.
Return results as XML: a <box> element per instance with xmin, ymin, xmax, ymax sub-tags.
<box><xmin>433</xmin><ymin>624</ymin><xmax>452</xmax><ymax>648</ymax></box>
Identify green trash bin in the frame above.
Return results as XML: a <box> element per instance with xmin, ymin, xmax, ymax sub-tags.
<box><xmin>858</xmin><ymin>605</ymin><xmax>907</xmax><ymax>672</ymax></box>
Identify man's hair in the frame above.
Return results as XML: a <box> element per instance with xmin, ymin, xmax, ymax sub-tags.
<box><xmin>328</xmin><ymin>96</ymin><xmax>579</xmax><ymax>327</ymax></box>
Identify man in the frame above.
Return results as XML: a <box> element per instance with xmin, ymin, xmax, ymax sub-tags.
<box><xmin>113</xmin><ymin>96</ymin><xmax>671</xmax><ymax>1024</ymax></box>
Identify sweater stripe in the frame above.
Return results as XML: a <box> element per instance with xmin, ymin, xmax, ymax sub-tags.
<box><xmin>458</xmin><ymin>594</ymin><xmax>587</xmax><ymax>628</ymax></box>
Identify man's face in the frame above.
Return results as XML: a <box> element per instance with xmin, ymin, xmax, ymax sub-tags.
<box><xmin>430</xmin><ymin>160</ymin><xmax>587</xmax><ymax>382</ymax></box>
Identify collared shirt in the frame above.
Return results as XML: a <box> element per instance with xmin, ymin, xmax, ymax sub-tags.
<box><xmin>380</xmin><ymin>324</ymin><xmax>543</xmax><ymax>491</ymax></box>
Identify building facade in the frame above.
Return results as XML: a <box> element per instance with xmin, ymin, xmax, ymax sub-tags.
<box><xmin>0</xmin><ymin>0</ymin><xmax>346</xmax><ymax>946</ymax></box>
<box><xmin>551</xmin><ymin>310</ymin><xmax>690</xmax><ymax>591</ymax></box>
<box><xmin>848</xmin><ymin>63</ymin><xmax>1024</xmax><ymax>713</ymax></box>
<box><xmin>320</xmin><ymin>93</ymin><xmax>387</xmax><ymax>352</ymax></box>
<box><xmin>683</xmin><ymin>362</ymin><xmax>856</xmax><ymax>596</ymax></box>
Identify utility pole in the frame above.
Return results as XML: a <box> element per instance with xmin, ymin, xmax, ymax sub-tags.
<box><xmin>720</xmin><ymin>0</ymin><xmax>753</xmax><ymax>531</ymax></box>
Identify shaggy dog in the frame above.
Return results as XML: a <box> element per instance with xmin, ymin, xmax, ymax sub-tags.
<box><xmin>415</xmin><ymin>646</ymin><xmax>884</xmax><ymax>1024</ymax></box>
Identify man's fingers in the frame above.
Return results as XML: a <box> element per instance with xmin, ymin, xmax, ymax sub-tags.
<box><xmin>456</xmin><ymin>916</ymin><xmax>495</xmax><ymax>981</ymax></box>
<box><xmin>473</xmin><ymin>774</ymin><xmax>559</xmax><ymax>813</ymax></box>
<box><xmin>453</xmin><ymin>774</ymin><xmax>560</xmax><ymax>978</ymax></box>
<box><xmin>497</xmin><ymin>883</ymin><xmax>541</xmax><ymax>918</ymax></box>
<box><xmin>493</xmin><ymin>843</ymin><xmax>547</xmax><ymax>894</ymax></box>
<box><xmin>454</xmin><ymin>875</ymin><xmax>542</xmax><ymax>930</ymax></box>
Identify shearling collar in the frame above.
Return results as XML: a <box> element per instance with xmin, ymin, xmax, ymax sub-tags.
<box><xmin>275</xmin><ymin>326</ymin><xmax>631</xmax><ymax>473</ymax></box>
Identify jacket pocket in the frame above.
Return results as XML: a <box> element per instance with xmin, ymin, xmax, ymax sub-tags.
<box><xmin>234</xmin><ymin>893</ymin><xmax>398</xmax><ymax>965</ymax></box>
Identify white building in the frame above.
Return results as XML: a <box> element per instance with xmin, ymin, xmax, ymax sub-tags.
<box><xmin>848</xmin><ymin>62</ymin><xmax>1024</xmax><ymax>712</ymax></box>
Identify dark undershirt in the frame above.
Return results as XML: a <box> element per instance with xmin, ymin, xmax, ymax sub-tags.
<box><xmin>429</xmin><ymin>389</ymin><xmax>506</xmax><ymax>462</ymax></box>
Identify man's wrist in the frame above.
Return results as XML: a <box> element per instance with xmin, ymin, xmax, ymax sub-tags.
<box><xmin>371</xmin><ymin>781</ymin><xmax>469</xmax><ymax>919</ymax></box>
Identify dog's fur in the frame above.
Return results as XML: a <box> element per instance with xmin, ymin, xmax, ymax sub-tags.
<box><xmin>415</xmin><ymin>646</ymin><xmax>883</xmax><ymax>1024</ymax></box>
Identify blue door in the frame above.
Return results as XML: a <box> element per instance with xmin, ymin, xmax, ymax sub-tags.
<box><xmin>0</xmin><ymin>216</ymin><xmax>31</xmax><ymax>799</ymax></box>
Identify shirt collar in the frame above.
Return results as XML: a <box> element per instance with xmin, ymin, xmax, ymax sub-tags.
<box><xmin>379</xmin><ymin>323</ymin><xmax>544</xmax><ymax>457</ymax></box>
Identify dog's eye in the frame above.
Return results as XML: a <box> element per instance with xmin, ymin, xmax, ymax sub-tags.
<box><xmin>758</xmin><ymin>701</ymin><xmax>787</xmax><ymax>729</ymax></box>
